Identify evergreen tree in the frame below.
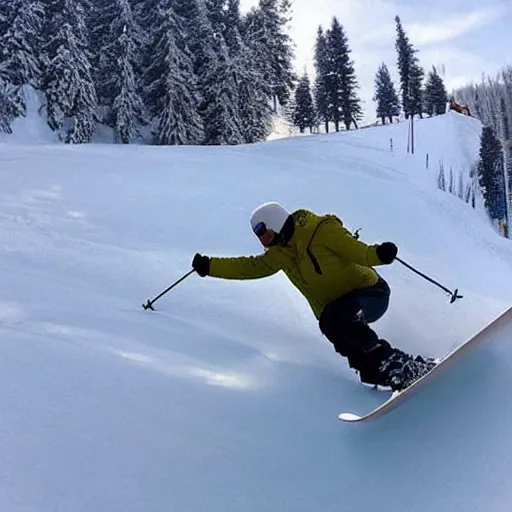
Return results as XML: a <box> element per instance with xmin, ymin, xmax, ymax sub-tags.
<box><xmin>236</xmin><ymin>33</ymin><xmax>273</xmax><ymax>143</ymax></box>
<box><xmin>224</xmin><ymin>0</ymin><xmax>242</xmax><ymax>51</ymax></box>
<box><xmin>395</xmin><ymin>15</ymin><xmax>423</xmax><ymax>118</ymax></box>
<box><xmin>325</xmin><ymin>17</ymin><xmax>362</xmax><ymax>131</ymax></box>
<box><xmin>0</xmin><ymin>0</ymin><xmax>8</xmax><ymax>32</ymax></box>
<box><xmin>395</xmin><ymin>15</ymin><xmax>409</xmax><ymax>116</ymax></box>
<box><xmin>222</xmin><ymin>0</ymin><xmax>272</xmax><ymax>142</ymax></box>
<box><xmin>0</xmin><ymin>78</ymin><xmax>15</xmax><ymax>133</ymax></box>
<box><xmin>0</xmin><ymin>0</ymin><xmax>44</xmax><ymax>124</ymax></box>
<box><xmin>292</xmin><ymin>70</ymin><xmax>316</xmax><ymax>133</ymax></box>
<box><xmin>455</xmin><ymin>70</ymin><xmax>511</xmax><ymax>136</ymax></box>
<box><xmin>373</xmin><ymin>62</ymin><xmax>400</xmax><ymax>124</ymax></box>
<box><xmin>41</xmin><ymin>0</ymin><xmax>98</xmax><ymax>143</ymax></box>
<box><xmin>237</xmin><ymin>62</ymin><xmax>273</xmax><ymax>143</ymax></box>
<box><xmin>0</xmin><ymin>0</ymin><xmax>44</xmax><ymax>87</ymax></box>
<box><xmin>91</xmin><ymin>0</ymin><xmax>146</xmax><ymax>143</ymax></box>
<box><xmin>313</xmin><ymin>26</ymin><xmax>329</xmax><ymax>133</ymax></box>
<box><xmin>245</xmin><ymin>0</ymin><xmax>295</xmax><ymax>111</ymax></box>
<box><xmin>408</xmin><ymin>61</ymin><xmax>424</xmax><ymax>118</ymax></box>
<box><xmin>478</xmin><ymin>125</ymin><xmax>507</xmax><ymax>223</ymax></box>
<box><xmin>424</xmin><ymin>66</ymin><xmax>448</xmax><ymax>116</ymax></box>
<box><xmin>204</xmin><ymin>0</ymin><xmax>226</xmax><ymax>35</ymax></box>
<box><xmin>173</xmin><ymin>0</ymin><xmax>216</xmax><ymax>78</ymax></box>
<box><xmin>174</xmin><ymin>0</ymin><xmax>235</xmax><ymax>143</ymax></box>
<box><xmin>324</xmin><ymin>22</ymin><xmax>341</xmax><ymax>131</ymax></box>
<box><xmin>201</xmin><ymin>36</ymin><xmax>243</xmax><ymax>145</ymax></box>
<box><xmin>141</xmin><ymin>0</ymin><xmax>203</xmax><ymax>145</ymax></box>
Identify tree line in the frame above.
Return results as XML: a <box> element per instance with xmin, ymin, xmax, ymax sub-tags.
<box><xmin>455</xmin><ymin>68</ymin><xmax>512</xmax><ymax>236</ymax></box>
<box><xmin>291</xmin><ymin>15</ymin><xmax>448</xmax><ymax>134</ymax></box>
<box><xmin>0</xmin><ymin>0</ymin><xmax>295</xmax><ymax>144</ymax></box>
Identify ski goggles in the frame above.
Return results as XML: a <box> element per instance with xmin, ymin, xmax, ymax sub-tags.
<box><xmin>253</xmin><ymin>221</ymin><xmax>267</xmax><ymax>237</ymax></box>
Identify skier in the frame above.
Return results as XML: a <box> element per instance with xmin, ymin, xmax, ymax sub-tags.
<box><xmin>191</xmin><ymin>202</ymin><xmax>436</xmax><ymax>391</ymax></box>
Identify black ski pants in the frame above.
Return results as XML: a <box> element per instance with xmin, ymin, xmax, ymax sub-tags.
<box><xmin>319</xmin><ymin>276</ymin><xmax>394</xmax><ymax>374</ymax></box>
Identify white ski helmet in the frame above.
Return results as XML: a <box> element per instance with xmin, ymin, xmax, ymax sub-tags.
<box><xmin>250</xmin><ymin>202</ymin><xmax>291</xmax><ymax>235</ymax></box>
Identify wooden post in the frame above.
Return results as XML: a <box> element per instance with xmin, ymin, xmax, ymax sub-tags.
<box><xmin>407</xmin><ymin>121</ymin><xmax>410</xmax><ymax>153</ymax></box>
<box><xmin>504</xmin><ymin>144</ymin><xmax>511</xmax><ymax>237</ymax></box>
<box><xmin>411</xmin><ymin>114</ymin><xmax>415</xmax><ymax>154</ymax></box>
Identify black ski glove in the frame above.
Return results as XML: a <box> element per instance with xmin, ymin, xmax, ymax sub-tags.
<box><xmin>192</xmin><ymin>253</ymin><xmax>210</xmax><ymax>277</ymax></box>
<box><xmin>376</xmin><ymin>242</ymin><xmax>398</xmax><ymax>264</ymax></box>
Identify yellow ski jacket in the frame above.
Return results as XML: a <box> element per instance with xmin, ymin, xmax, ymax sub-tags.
<box><xmin>209</xmin><ymin>209</ymin><xmax>386</xmax><ymax>319</ymax></box>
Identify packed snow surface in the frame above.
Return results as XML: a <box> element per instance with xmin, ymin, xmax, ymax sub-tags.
<box><xmin>0</xmin><ymin>109</ymin><xmax>511</xmax><ymax>511</ymax></box>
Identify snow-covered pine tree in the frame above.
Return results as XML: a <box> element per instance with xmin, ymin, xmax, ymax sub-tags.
<box><xmin>141</xmin><ymin>0</ymin><xmax>203</xmax><ymax>145</ymax></box>
<box><xmin>424</xmin><ymin>66</ymin><xmax>447</xmax><ymax>116</ymax></box>
<box><xmin>478</xmin><ymin>125</ymin><xmax>507</xmax><ymax>225</ymax></box>
<box><xmin>244</xmin><ymin>0</ymin><xmax>295</xmax><ymax>112</ymax></box>
<box><xmin>313</xmin><ymin>26</ymin><xmax>329</xmax><ymax>133</ymax></box>
<box><xmin>0</xmin><ymin>0</ymin><xmax>7</xmax><ymax>31</ymax></box>
<box><xmin>233</xmin><ymin>4</ymin><xmax>273</xmax><ymax>143</ymax></box>
<box><xmin>172</xmin><ymin>0</ymin><xmax>225</xmax><ymax>143</ymax></box>
<box><xmin>469</xmin><ymin>86</ymin><xmax>482</xmax><ymax>119</ymax></box>
<box><xmin>204</xmin><ymin>0</ymin><xmax>226</xmax><ymax>35</ymax></box>
<box><xmin>292</xmin><ymin>70</ymin><xmax>316</xmax><ymax>133</ymax></box>
<box><xmin>41</xmin><ymin>0</ymin><xmax>98</xmax><ymax>143</ymax></box>
<box><xmin>395</xmin><ymin>15</ymin><xmax>423</xmax><ymax>119</ymax></box>
<box><xmin>373</xmin><ymin>62</ymin><xmax>400</xmax><ymax>124</ymax></box>
<box><xmin>0</xmin><ymin>0</ymin><xmax>44</xmax><ymax>87</ymax></box>
<box><xmin>325</xmin><ymin>17</ymin><xmax>362</xmax><ymax>131</ymax></box>
<box><xmin>0</xmin><ymin>0</ymin><xmax>44</xmax><ymax>126</ymax></box>
<box><xmin>90</xmin><ymin>0</ymin><xmax>146</xmax><ymax>143</ymax></box>
<box><xmin>200</xmin><ymin>35</ymin><xmax>243</xmax><ymax>145</ymax></box>
<box><xmin>236</xmin><ymin>51</ymin><xmax>273</xmax><ymax>143</ymax></box>
<box><xmin>0</xmin><ymin>78</ymin><xmax>15</xmax><ymax>133</ymax></box>
<box><xmin>223</xmin><ymin>0</ymin><xmax>242</xmax><ymax>50</ymax></box>
<box><xmin>173</xmin><ymin>0</ymin><xmax>216</xmax><ymax>77</ymax></box>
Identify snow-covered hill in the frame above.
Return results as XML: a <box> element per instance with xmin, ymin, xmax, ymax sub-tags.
<box><xmin>0</xmin><ymin>111</ymin><xmax>511</xmax><ymax>511</ymax></box>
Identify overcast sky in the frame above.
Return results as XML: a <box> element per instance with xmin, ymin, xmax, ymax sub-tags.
<box><xmin>240</xmin><ymin>0</ymin><xmax>512</xmax><ymax>124</ymax></box>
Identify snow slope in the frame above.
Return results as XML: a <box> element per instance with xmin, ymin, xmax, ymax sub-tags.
<box><xmin>0</xmin><ymin>112</ymin><xmax>511</xmax><ymax>511</ymax></box>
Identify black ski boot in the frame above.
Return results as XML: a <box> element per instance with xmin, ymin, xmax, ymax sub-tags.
<box><xmin>356</xmin><ymin>339</ymin><xmax>395</xmax><ymax>390</ymax></box>
<box><xmin>380</xmin><ymin>350</ymin><xmax>438</xmax><ymax>392</ymax></box>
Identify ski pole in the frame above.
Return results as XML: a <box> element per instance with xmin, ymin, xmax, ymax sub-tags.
<box><xmin>142</xmin><ymin>269</ymin><xmax>196</xmax><ymax>311</ymax></box>
<box><xmin>396</xmin><ymin>257</ymin><xmax>463</xmax><ymax>304</ymax></box>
